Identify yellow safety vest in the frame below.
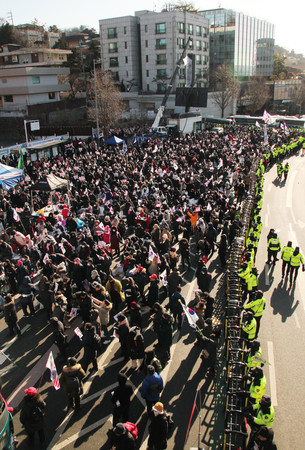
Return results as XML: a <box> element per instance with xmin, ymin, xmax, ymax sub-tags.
<box><xmin>244</xmin><ymin>297</ymin><xmax>266</xmax><ymax>317</ymax></box>
<box><xmin>281</xmin><ymin>246</ymin><xmax>294</xmax><ymax>262</ymax></box>
<box><xmin>253</xmin><ymin>404</ymin><xmax>275</xmax><ymax>427</ymax></box>
<box><xmin>290</xmin><ymin>253</ymin><xmax>304</xmax><ymax>267</ymax></box>
<box><xmin>249</xmin><ymin>376</ymin><xmax>266</xmax><ymax>402</ymax></box>
<box><xmin>268</xmin><ymin>238</ymin><xmax>281</xmax><ymax>251</ymax></box>
<box><xmin>242</xmin><ymin>318</ymin><xmax>257</xmax><ymax>340</ymax></box>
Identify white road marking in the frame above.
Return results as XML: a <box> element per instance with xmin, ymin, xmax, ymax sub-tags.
<box><xmin>51</xmin><ymin>415</ymin><xmax>112</xmax><ymax>450</ymax></box>
<box><xmin>267</xmin><ymin>184</ymin><xmax>272</xmax><ymax>192</ymax></box>
<box><xmin>286</xmin><ymin>170</ymin><xmax>297</xmax><ymax>209</ymax></box>
<box><xmin>267</xmin><ymin>341</ymin><xmax>278</xmax><ymax>407</ymax></box>
<box><xmin>265</xmin><ymin>214</ymin><xmax>268</xmax><ymax>229</ymax></box>
<box><xmin>265</xmin><ymin>265</ymin><xmax>269</xmax><ymax>286</ymax></box>
<box><xmin>294</xmin><ymin>311</ymin><xmax>301</xmax><ymax>328</ymax></box>
<box><xmin>288</xmin><ymin>223</ymin><xmax>298</xmax><ymax>246</ymax></box>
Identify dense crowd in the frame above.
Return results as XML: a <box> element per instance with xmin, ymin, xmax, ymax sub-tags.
<box><xmin>0</xmin><ymin>124</ymin><xmax>297</xmax><ymax>448</ymax></box>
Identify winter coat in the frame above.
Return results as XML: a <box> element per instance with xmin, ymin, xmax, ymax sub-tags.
<box><xmin>111</xmin><ymin>373</ymin><xmax>133</xmax><ymax>407</ymax></box>
<box><xmin>92</xmin><ymin>298</ymin><xmax>112</xmax><ymax>325</ymax></box>
<box><xmin>157</xmin><ymin>318</ymin><xmax>173</xmax><ymax>349</ymax></box>
<box><xmin>20</xmin><ymin>394</ymin><xmax>46</xmax><ymax>433</ymax></box>
<box><xmin>129</xmin><ymin>327</ymin><xmax>145</xmax><ymax>360</ymax></box>
<box><xmin>167</xmin><ymin>271</ymin><xmax>182</xmax><ymax>296</ymax></box>
<box><xmin>169</xmin><ymin>292</ymin><xmax>185</xmax><ymax>314</ymax></box>
<box><xmin>109</xmin><ymin>427</ymin><xmax>136</xmax><ymax>450</ymax></box>
<box><xmin>60</xmin><ymin>363</ymin><xmax>86</xmax><ymax>397</ymax></box>
<box><xmin>140</xmin><ymin>372</ymin><xmax>163</xmax><ymax>402</ymax></box>
<box><xmin>148</xmin><ymin>412</ymin><xmax>168</xmax><ymax>449</ymax></box>
<box><xmin>3</xmin><ymin>299</ymin><xmax>18</xmax><ymax>325</ymax></box>
<box><xmin>110</xmin><ymin>227</ymin><xmax>121</xmax><ymax>250</ymax></box>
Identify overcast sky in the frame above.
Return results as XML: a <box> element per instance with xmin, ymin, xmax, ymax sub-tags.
<box><xmin>1</xmin><ymin>0</ymin><xmax>304</xmax><ymax>55</ymax></box>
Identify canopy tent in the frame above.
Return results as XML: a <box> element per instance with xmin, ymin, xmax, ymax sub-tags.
<box><xmin>29</xmin><ymin>174</ymin><xmax>69</xmax><ymax>191</ymax></box>
<box><xmin>0</xmin><ymin>163</ymin><xmax>23</xmax><ymax>190</ymax></box>
<box><xmin>104</xmin><ymin>136</ymin><xmax>125</xmax><ymax>145</ymax></box>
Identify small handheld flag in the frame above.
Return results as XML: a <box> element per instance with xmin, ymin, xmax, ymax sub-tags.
<box><xmin>46</xmin><ymin>351</ymin><xmax>60</xmax><ymax>390</ymax></box>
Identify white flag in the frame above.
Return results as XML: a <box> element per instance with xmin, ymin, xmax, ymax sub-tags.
<box><xmin>180</xmin><ymin>302</ymin><xmax>199</xmax><ymax>329</ymax></box>
<box><xmin>74</xmin><ymin>327</ymin><xmax>83</xmax><ymax>340</ymax></box>
<box><xmin>160</xmin><ymin>269</ymin><xmax>168</xmax><ymax>286</ymax></box>
<box><xmin>46</xmin><ymin>351</ymin><xmax>60</xmax><ymax>390</ymax></box>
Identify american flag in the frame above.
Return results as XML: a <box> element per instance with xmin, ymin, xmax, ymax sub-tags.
<box><xmin>46</xmin><ymin>351</ymin><xmax>60</xmax><ymax>390</ymax></box>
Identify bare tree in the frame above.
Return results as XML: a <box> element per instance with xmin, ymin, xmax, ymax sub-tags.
<box><xmin>246</xmin><ymin>77</ymin><xmax>270</xmax><ymax>114</ymax></box>
<box><xmin>211</xmin><ymin>64</ymin><xmax>240</xmax><ymax>117</ymax></box>
<box><xmin>58</xmin><ymin>73</ymin><xmax>86</xmax><ymax>99</ymax></box>
<box><xmin>87</xmin><ymin>70</ymin><xmax>125</xmax><ymax>131</ymax></box>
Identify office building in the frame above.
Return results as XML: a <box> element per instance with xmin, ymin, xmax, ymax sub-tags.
<box><xmin>200</xmin><ymin>8</ymin><xmax>275</xmax><ymax>77</ymax></box>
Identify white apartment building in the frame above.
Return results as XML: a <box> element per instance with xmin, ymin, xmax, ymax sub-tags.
<box><xmin>99</xmin><ymin>9</ymin><xmax>209</xmax><ymax>94</ymax></box>
<box><xmin>0</xmin><ymin>48</ymin><xmax>71</xmax><ymax>115</ymax></box>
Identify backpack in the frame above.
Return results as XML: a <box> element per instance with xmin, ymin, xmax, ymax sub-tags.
<box><xmin>124</xmin><ymin>422</ymin><xmax>138</xmax><ymax>440</ymax></box>
<box><xmin>148</xmin><ymin>381</ymin><xmax>160</xmax><ymax>398</ymax></box>
<box><xmin>66</xmin><ymin>375</ymin><xmax>80</xmax><ymax>396</ymax></box>
<box><xmin>29</xmin><ymin>405</ymin><xmax>43</xmax><ymax>423</ymax></box>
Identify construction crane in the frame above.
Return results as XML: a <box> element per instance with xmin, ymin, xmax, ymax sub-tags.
<box><xmin>151</xmin><ymin>36</ymin><xmax>192</xmax><ymax>130</ymax></box>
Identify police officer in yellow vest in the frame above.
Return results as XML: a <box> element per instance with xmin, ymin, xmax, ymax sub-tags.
<box><xmin>247</xmin><ymin>340</ymin><xmax>264</xmax><ymax>372</ymax></box>
<box><xmin>247</xmin><ymin>366</ymin><xmax>266</xmax><ymax>404</ymax></box>
<box><xmin>289</xmin><ymin>246</ymin><xmax>305</xmax><ymax>285</ymax></box>
<box><xmin>267</xmin><ymin>232</ymin><xmax>281</xmax><ymax>265</ymax></box>
<box><xmin>281</xmin><ymin>241</ymin><xmax>294</xmax><ymax>279</ymax></box>
<box><xmin>244</xmin><ymin>395</ymin><xmax>275</xmax><ymax>448</ymax></box>
<box><xmin>242</xmin><ymin>311</ymin><xmax>257</xmax><ymax>344</ymax></box>
<box><xmin>244</xmin><ymin>290</ymin><xmax>266</xmax><ymax>338</ymax></box>
<box><xmin>245</xmin><ymin>267</ymin><xmax>258</xmax><ymax>302</ymax></box>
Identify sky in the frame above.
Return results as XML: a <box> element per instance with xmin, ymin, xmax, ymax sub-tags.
<box><xmin>1</xmin><ymin>0</ymin><xmax>304</xmax><ymax>55</ymax></box>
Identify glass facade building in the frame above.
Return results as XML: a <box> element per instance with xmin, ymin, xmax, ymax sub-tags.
<box><xmin>200</xmin><ymin>9</ymin><xmax>275</xmax><ymax>77</ymax></box>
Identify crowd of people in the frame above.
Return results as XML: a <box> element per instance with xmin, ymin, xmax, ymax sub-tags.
<box><xmin>0</xmin><ymin>123</ymin><xmax>300</xmax><ymax>448</ymax></box>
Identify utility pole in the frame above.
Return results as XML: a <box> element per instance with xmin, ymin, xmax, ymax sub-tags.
<box><xmin>93</xmin><ymin>60</ymin><xmax>100</xmax><ymax>146</ymax></box>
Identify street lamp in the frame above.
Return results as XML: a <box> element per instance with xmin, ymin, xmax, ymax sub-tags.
<box><xmin>93</xmin><ymin>59</ymin><xmax>100</xmax><ymax>146</ymax></box>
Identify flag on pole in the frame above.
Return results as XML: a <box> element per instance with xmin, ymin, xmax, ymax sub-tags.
<box><xmin>255</xmin><ymin>121</ymin><xmax>260</xmax><ymax>129</ymax></box>
<box><xmin>160</xmin><ymin>269</ymin><xmax>168</xmax><ymax>286</ymax></box>
<box><xmin>179</xmin><ymin>302</ymin><xmax>199</xmax><ymax>328</ymax></box>
<box><xmin>18</xmin><ymin>149</ymin><xmax>24</xmax><ymax>170</ymax></box>
<box><xmin>12</xmin><ymin>208</ymin><xmax>20</xmax><ymax>222</ymax></box>
<box><xmin>46</xmin><ymin>351</ymin><xmax>60</xmax><ymax>390</ymax></box>
<box><xmin>148</xmin><ymin>245</ymin><xmax>156</xmax><ymax>262</ymax></box>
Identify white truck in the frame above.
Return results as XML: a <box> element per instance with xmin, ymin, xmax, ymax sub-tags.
<box><xmin>167</xmin><ymin>112</ymin><xmax>202</xmax><ymax>136</ymax></box>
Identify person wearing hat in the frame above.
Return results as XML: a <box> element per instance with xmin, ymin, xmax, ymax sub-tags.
<box><xmin>246</xmin><ymin>426</ymin><xmax>277</xmax><ymax>450</ymax></box>
<box><xmin>148</xmin><ymin>402</ymin><xmax>169</xmax><ymax>450</ymax></box>
<box><xmin>140</xmin><ymin>365</ymin><xmax>164</xmax><ymax>417</ymax></box>
<box><xmin>244</xmin><ymin>291</ymin><xmax>266</xmax><ymax>338</ymax></box>
<box><xmin>128</xmin><ymin>301</ymin><xmax>143</xmax><ymax>329</ymax></box>
<box><xmin>133</xmin><ymin>266</ymin><xmax>148</xmax><ymax>303</ymax></box>
<box><xmin>108</xmin><ymin>422</ymin><xmax>136</xmax><ymax>450</ymax></box>
<box><xmin>146</xmin><ymin>274</ymin><xmax>159</xmax><ymax>308</ymax></box>
<box><xmin>242</xmin><ymin>311</ymin><xmax>257</xmax><ymax>344</ymax></box>
<box><xmin>20</xmin><ymin>387</ymin><xmax>46</xmax><ymax>445</ymax></box>
<box><xmin>60</xmin><ymin>357</ymin><xmax>86</xmax><ymax>411</ymax></box>
<box><xmin>245</xmin><ymin>395</ymin><xmax>275</xmax><ymax>441</ymax></box>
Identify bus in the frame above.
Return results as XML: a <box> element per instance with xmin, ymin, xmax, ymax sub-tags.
<box><xmin>228</xmin><ymin>115</ymin><xmax>265</xmax><ymax>126</ymax></box>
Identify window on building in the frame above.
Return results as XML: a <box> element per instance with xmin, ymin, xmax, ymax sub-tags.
<box><xmin>109</xmin><ymin>42</ymin><xmax>118</xmax><ymax>53</ymax></box>
<box><xmin>156</xmin><ymin>23</ymin><xmax>166</xmax><ymax>34</ymax></box>
<box><xmin>124</xmin><ymin>26</ymin><xmax>127</xmax><ymax>34</ymax></box>
<box><xmin>112</xmin><ymin>72</ymin><xmax>119</xmax><ymax>81</ymax></box>
<box><xmin>1</xmin><ymin>79</ymin><xmax>7</xmax><ymax>84</ymax></box>
<box><xmin>125</xmin><ymin>41</ymin><xmax>127</xmax><ymax>49</ymax></box>
<box><xmin>146</xmin><ymin>70</ymin><xmax>149</xmax><ymax>77</ymax></box>
<box><xmin>156</xmin><ymin>38</ymin><xmax>166</xmax><ymax>49</ymax></box>
<box><xmin>108</xmin><ymin>27</ymin><xmax>117</xmax><ymax>38</ymax></box>
<box><xmin>156</xmin><ymin>54</ymin><xmax>167</xmax><ymax>65</ymax></box>
<box><xmin>196</xmin><ymin>40</ymin><xmax>202</xmax><ymax>51</ymax></box>
<box><xmin>196</xmin><ymin>25</ymin><xmax>201</xmax><ymax>36</ymax></box>
<box><xmin>202</xmin><ymin>42</ymin><xmax>208</xmax><ymax>51</ymax></box>
<box><xmin>59</xmin><ymin>55</ymin><xmax>64</xmax><ymax>60</ymax></box>
<box><xmin>195</xmin><ymin>68</ymin><xmax>202</xmax><ymax>79</ymax></box>
<box><xmin>157</xmin><ymin>84</ymin><xmax>166</xmax><ymax>93</ymax></box>
<box><xmin>126</xmin><ymin>71</ymin><xmax>128</xmax><ymax>77</ymax></box>
<box><xmin>195</xmin><ymin>54</ymin><xmax>202</xmax><ymax>64</ymax></box>
<box><xmin>157</xmin><ymin>68</ymin><xmax>167</xmax><ymax>79</ymax></box>
<box><xmin>202</xmin><ymin>27</ymin><xmax>208</xmax><ymax>37</ymax></box>
<box><xmin>146</xmin><ymin>55</ymin><xmax>149</xmax><ymax>62</ymax></box>
<box><xmin>4</xmin><ymin>95</ymin><xmax>13</xmax><ymax>102</ymax></box>
<box><xmin>32</xmin><ymin>76</ymin><xmax>40</xmax><ymax>84</ymax></box>
<box><xmin>145</xmin><ymin>40</ymin><xmax>148</xmax><ymax>48</ymax></box>
<box><xmin>48</xmin><ymin>92</ymin><xmax>55</xmax><ymax>100</ymax></box>
<box><xmin>145</xmin><ymin>24</ymin><xmax>148</xmax><ymax>32</ymax></box>
<box><xmin>125</xmin><ymin>56</ymin><xmax>128</xmax><ymax>63</ymax></box>
<box><xmin>110</xmin><ymin>57</ymin><xmax>118</xmax><ymax>67</ymax></box>
<box><xmin>188</xmin><ymin>24</ymin><xmax>193</xmax><ymax>35</ymax></box>
<box><xmin>147</xmin><ymin>84</ymin><xmax>149</xmax><ymax>91</ymax></box>
<box><xmin>189</xmin><ymin>38</ymin><xmax>193</xmax><ymax>49</ymax></box>
<box><xmin>178</xmin><ymin>22</ymin><xmax>185</xmax><ymax>33</ymax></box>
<box><xmin>178</xmin><ymin>38</ymin><xmax>185</xmax><ymax>49</ymax></box>
<box><xmin>31</xmin><ymin>53</ymin><xmax>39</xmax><ymax>63</ymax></box>
<box><xmin>179</xmin><ymin>67</ymin><xmax>186</xmax><ymax>79</ymax></box>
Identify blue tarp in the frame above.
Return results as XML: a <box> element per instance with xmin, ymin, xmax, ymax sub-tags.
<box><xmin>0</xmin><ymin>163</ymin><xmax>23</xmax><ymax>190</ymax></box>
<box><xmin>104</xmin><ymin>136</ymin><xmax>125</xmax><ymax>145</ymax></box>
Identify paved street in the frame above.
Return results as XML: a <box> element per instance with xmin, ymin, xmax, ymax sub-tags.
<box><xmin>0</xmin><ymin>244</ymin><xmax>226</xmax><ymax>450</ymax></box>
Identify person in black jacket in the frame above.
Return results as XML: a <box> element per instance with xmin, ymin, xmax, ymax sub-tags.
<box><xmin>50</xmin><ymin>317</ymin><xmax>67</xmax><ymax>360</ymax></box>
<box><xmin>146</xmin><ymin>274</ymin><xmax>159</xmax><ymax>307</ymax></box>
<box><xmin>60</xmin><ymin>357</ymin><xmax>86</xmax><ymax>411</ymax></box>
<box><xmin>127</xmin><ymin>301</ymin><xmax>142</xmax><ymax>329</ymax></box>
<box><xmin>148</xmin><ymin>402</ymin><xmax>168</xmax><ymax>450</ymax></box>
<box><xmin>246</xmin><ymin>426</ymin><xmax>277</xmax><ymax>450</ymax></box>
<box><xmin>108</xmin><ymin>422</ymin><xmax>135</xmax><ymax>450</ymax></box>
<box><xmin>82</xmin><ymin>322</ymin><xmax>98</xmax><ymax>373</ymax></box>
<box><xmin>20</xmin><ymin>387</ymin><xmax>46</xmax><ymax>445</ymax></box>
<box><xmin>129</xmin><ymin>326</ymin><xmax>145</xmax><ymax>370</ymax></box>
<box><xmin>111</xmin><ymin>373</ymin><xmax>133</xmax><ymax>426</ymax></box>
<box><xmin>116</xmin><ymin>314</ymin><xmax>130</xmax><ymax>361</ymax></box>
<box><xmin>3</xmin><ymin>294</ymin><xmax>21</xmax><ymax>337</ymax></box>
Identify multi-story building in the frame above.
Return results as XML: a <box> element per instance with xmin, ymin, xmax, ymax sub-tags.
<box><xmin>200</xmin><ymin>8</ymin><xmax>275</xmax><ymax>77</ymax></box>
<box><xmin>0</xmin><ymin>47</ymin><xmax>71</xmax><ymax>114</ymax></box>
<box><xmin>15</xmin><ymin>24</ymin><xmax>60</xmax><ymax>48</ymax></box>
<box><xmin>99</xmin><ymin>9</ymin><xmax>209</xmax><ymax>94</ymax></box>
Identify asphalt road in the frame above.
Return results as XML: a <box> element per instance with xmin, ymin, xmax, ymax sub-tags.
<box><xmin>0</xmin><ymin>241</ymin><xmax>227</xmax><ymax>450</ymax></box>
<box><xmin>255</xmin><ymin>152</ymin><xmax>305</xmax><ymax>449</ymax></box>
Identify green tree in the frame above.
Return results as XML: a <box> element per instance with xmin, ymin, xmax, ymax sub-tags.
<box><xmin>211</xmin><ymin>63</ymin><xmax>240</xmax><ymax>117</ymax></box>
<box><xmin>0</xmin><ymin>22</ymin><xmax>16</xmax><ymax>45</ymax></box>
<box><xmin>87</xmin><ymin>70</ymin><xmax>124</xmax><ymax>131</ymax></box>
<box><xmin>48</xmin><ymin>25</ymin><xmax>60</xmax><ymax>33</ymax></box>
<box><xmin>271</xmin><ymin>54</ymin><xmax>288</xmax><ymax>80</ymax></box>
